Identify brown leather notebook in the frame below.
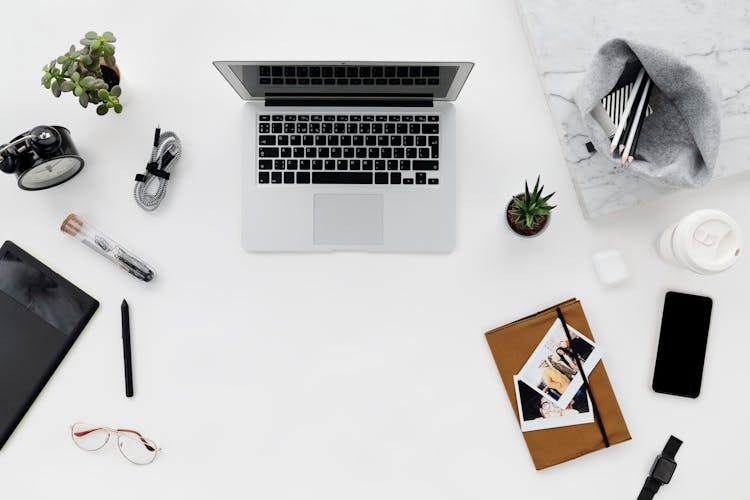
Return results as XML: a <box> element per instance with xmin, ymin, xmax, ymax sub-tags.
<box><xmin>485</xmin><ymin>298</ymin><xmax>630</xmax><ymax>470</ymax></box>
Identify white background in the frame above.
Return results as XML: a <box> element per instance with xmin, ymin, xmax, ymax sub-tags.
<box><xmin>1</xmin><ymin>1</ymin><xmax>748</xmax><ymax>498</ymax></box>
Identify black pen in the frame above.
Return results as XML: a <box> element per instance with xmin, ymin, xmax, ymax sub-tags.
<box><xmin>121</xmin><ymin>299</ymin><xmax>134</xmax><ymax>398</ymax></box>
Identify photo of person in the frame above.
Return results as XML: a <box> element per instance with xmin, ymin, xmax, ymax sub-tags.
<box><xmin>517</xmin><ymin>319</ymin><xmax>602</xmax><ymax>409</ymax></box>
<box><xmin>514</xmin><ymin>376</ymin><xmax>593</xmax><ymax>432</ymax></box>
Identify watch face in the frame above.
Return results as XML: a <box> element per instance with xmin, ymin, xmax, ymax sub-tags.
<box><xmin>18</xmin><ymin>156</ymin><xmax>83</xmax><ymax>190</ymax></box>
<box><xmin>651</xmin><ymin>456</ymin><xmax>677</xmax><ymax>484</ymax></box>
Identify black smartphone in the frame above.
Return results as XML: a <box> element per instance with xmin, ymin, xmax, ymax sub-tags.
<box><xmin>652</xmin><ymin>291</ymin><xmax>713</xmax><ymax>398</ymax></box>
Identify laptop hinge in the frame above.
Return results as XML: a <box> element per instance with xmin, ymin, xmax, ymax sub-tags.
<box><xmin>265</xmin><ymin>98</ymin><xmax>433</xmax><ymax>107</ymax></box>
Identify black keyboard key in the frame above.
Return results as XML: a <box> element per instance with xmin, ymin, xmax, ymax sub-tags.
<box><xmin>324</xmin><ymin>115</ymin><xmax>336</xmax><ymax>122</ymax></box>
<box><xmin>274</xmin><ymin>159</ymin><xmax>285</xmax><ymax>170</ymax></box>
<box><xmin>415</xmin><ymin>115</ymin><xmax>426</xmax><ymax>122</ymax></box>
<box><xmin>404</xmin><ymin>136</ymin><xmax>414</xmax><ymax>146</ymax></box>
<box><xmin>324</xmin><ymin>78</ymin><xmax>335</xmax><ymax>85</ymax></box>
<box><xmin>338</xmin><ymin>136</ymin><xmax>350</xmax><ymax>146</ymax></box>
<box><xmin>271</xmin><ymin>172</ymin><xmax>282</xmax><ymax>183</ymax></box>
<box><xmin>336</xmin><ymin>115</ymin><xmax>348</xmax><ymax>122</ymax></box>
<box><xmin>285</xmin><ymin>78</ymin><xmax>296</xmax><ymax>85</ymax></box>
<box><xmin>409</xmin><ymin>124</ymin><xmax>420</xmax><ymax>134</ymax></box>
<box><xmin>393</xmin><ymin>148</ymin><xmax>404</xmax><ymax>158</ymax></box>
<box><xmin>300</xmin><ymin>160</ymin><xmax>311</xmax><ymax>170</ymax></box>
<box><xmin>375</xmin><ymin>115</ymin><xmax>387</xmax><ymax>122</ymax></box>
<box><xmin>297</xmin><ymin>67</ymin><xmax>308</xmax><ymax>77</ymax></box>
<box><xmin>419</xmin><ymin>148</ymin><xmax>430</xmax><ymax>158</ymax></box>
<box><xmin>375</xmin><ymin>172</ymin><xmax>388</xmax><ymax>184</ymax></box>
<box><xmin>428</xmin><ymin>178</ymin><xmax>439</xmax><ymax>185</ymax></box>
<box><xmin>406</xmin><ymin>148</ymin><xmax>417</xmax><ymax>158</ymax></box>
<box><xmin>346</xmin><ymin>123</ymin><xmax>357</xmax><ymax>134</ymax></box>
<box><xmin>310</xmin><ymin>67</ymin><xmax>321</xmax><ymax>77</ymax></box>
<box><xmin>290</xmin><ymin>135</ymin><xmax>301</xmax><ymax>146</ymax></box>
<box><xmin>416</xmin><ymin>172</ymin><xmax>426</xmax><ymax>184</ymax></box>
<box><xmin>428</xmin><ymin>115</ymin><xmax>439</xmax><ymax>122</ymax></box>
<box><xmin>322</xmin><ymin>67</ymin><xmax>334</xmax><ymax>77</ymax></box>
<box><xmin>359</xmin><ymin>123</ymin><xmax>370</xmax><ymax>134</ymax></box>
<box><xmin>362</xmin><ymin>160</ymin><xmax>373</xmax><ymax>170</ymax></box>
<box><xmin>334</xmin><ymin>67</ymin><xmax>345</xmax><ymax>77</ymax></box>
<box><xmin>259</xmin><ymin>123</ymin><xmax>270</xmax><ymax>133</ymax></box>
<box><xmin>336</xmin><ymin>159</ymin><xmax>348</xmax><ymax>170</ymax></box>
<box><xmin>374</xmin><ymin>160</ymin><xmax>386</xmax><ymax>170</ymax></box>
<box><xmin>259</xmin><ymin>115</ymin><xmax>270</xmax><ymax>121</ymax></box>
<box><xmin>399</xmin><ymin>160</ymin><xmax>411</xmax><ymax>170</ymax></box>
<box><xmin>330</xmin><ymin>147</ymin><xmax>342</xmax><ymax>158</ymax></box>
<box><xmin>278</xmin><ymin>135</ymin><xmax>289</xmax><ymax>146</ymax></box>
<box><xmin>272</xmin><ymin>115</ymin><xmax>283</xmax><ymax>121</ymax></box>
<box><xmin>311</xmin><ymin>115</ymin><xmax>323</xmax><ymax>121</ymax></box>
<box><xmin>390</xmin><ymin>136</ymin><xmax>402</xmax><ymax>146</ymax></box>
<box><xmin>318</xmin><ymin>147</ymin><xmax>330</xmax><ymax>157</ymax></box>
<box><xmin>259</xmin><ymin>67</ymin><xmax>271</xmax><ymax>77</ymax></box>
<box><xmin>327</xmin><ymin>135</ymin><xmax>339</xmax><ymax>146</ymax></box>
<box><xmin>334</xmin><ymin>123</ymin><xmax>345</xmax><ymax>134</ymax></box>
<box><xmin>403</xmin><ymin>178</ymin><xmax>414</xmax><ymax>185</ymax></box>
<box><xmin>396</xmin><ymin>67</ymin><xmax>408</xmax><ymax>77</ymax></box>
<box><xmin>313</xmin><ymin>172</ymin><xmax>372</xmax><ymax>184</ymax></box>
<box><xmin>259</xmin><ymin>171</ymin><xmax>269</xmax><ymax>183</ymax></box>
<box><xmin>284</xmin><ymin>123</ymin><xmax>295</xmax><ymax>133</ymax></box>
<box><xmin>259</xmin><ymin>148</ymin><xmax>279</xmax><ymax>158</ymax></box>
<box><xmin>324</xmin><ymin>160</ymin><xmax>335</xmax><ymax>170</ymax></box>
<box><xmin>352</xmin><ymin>136</ymin><xmax>364</xmax><ymax>146</ymax></box>
<box><xmin>388</xmin><ymin>78</ymin><xmax>400</xmax><ymax>85</ymax></box>
<box><xmin>315</xmin><ymin>135</ymin><xmax>326</xmax><ymax>146</ymax></box>
<box><xmin>368</xmin><ymin>147</ymin><xmax>380</xmax><ymax>158</ymax></box>
<box><xmin>384</xmin><ymin>124</ymin><xmax>395</xmax><ymax>134</ymax></box>
<box><xmin>259</xmin><ymin>159</ymin><xmax>273</xmax><ymax>170</ymax></box>
<box><xmin>415</xmin><ymin>136</ymin><xmax>425</xmax><ymax>147</ymax></box>
<box><xmin>413</xmin><ymin>160</ymin><xmax>439</xmax><ymax>171</ymax></box>
<box><xmin>258</xmin><ymin>135</ymin><xmax>276</xmax><ymax>146</ymax></box>
<box><xmin>380</xmin><ymin>148</ymin><xmax>392</xmax><ymax>158</ymax></box>
<box><xmin>364</xmin><ymin>115</ymin><xmax>374</xmax><ymax>121</ymax></box>
<box><xmin>349</xmin><ymin>160</ymin><xmax>361</xmax><ymax>170</ymax></box>
<box><xmin>298</xmin><ymin>115</ymin><xmax>309</xmax><ymax>121</ymax></box>
<box><xmin>390</xmin><ymin>172</ymin><xmax>401</xmax><ymax>184</ymax></box>
<box><xmin>428</xmin><ymin>78</ymin><xmax>439</xmax><ymax>85</ymax></box>
<box><xmin>372</xmin><ymin>67</ymin><xmax>384</xmax><ymax>77</ymax></box>
<box><xmin>422</xmin><ymin>124</ymin><xmax>439</xmax><ymax>134</ymax></box>
<box><xmin>312</xmin><ymin>160</ymin><xmax>323</xmax><ymax>170</ymax></box>
<box><xmin>397</xmin><ymin>124</ymin><xmax>407</xmax><ymax>134</ymax></box>
<box><xmin>271</xmin><ymin>123</ymin><xmax>282</xmax><ymax>133</ymax></box>
<box><xmin>388</xmin><ymin>116</ymin><xmax>400</xmax><ymax>122</ymax></box>
<box><xmin>343</xmin><ymin>147</ymin><xmax>354</xmax><ymax>158</ymax></box>
<box><xmin>280</xmin><ymin>147</ymin><xmax>292</xmax><ymax>158</ymax></box>
<box><xmin>284</xmin><ymin>67</ymin><xmax>295</xmax><ymax>77</ymax></box>
<box><xmin>286</xmin><ymin>160</ymin><xmax>298</xmax><ymax>170</ymax></box>
<box><xmin>284</xmin><ymin>171</ymin><xmax>295</xmax><ymax>184</ymax></box>
<box><xmin>272</xmin><ymin>77</ymin><xmax>283</xmax><ymax>85</ymax></box>
<box><xmin>297</xmin><ymin>172</ymin><xmax>310</xmax><ymax>184</ymax></box>
<box><xmin>303</xmin><ymin>135</ymin><xmax>314</xmax><ymax>146</ymax></box>
<box><xmin>285</xmin><ymin>115</ymin><xmax>296</xmax><ymax>121</ymax></box>
<box><xmin>402</xmin><ymin>115</ymin><xmax>413</xmax><ymax>122</ymax></box>
<box><xmin>356</xmin><ymin>147</ymin><xmax>367</xmax><ymax>158</ymax></box>
<box><xmin>309</xmin><ymin>123</ymin><xmax>321</xmax><ymax>134</ymax></box>
<box><xmin>371</xmin><ymin>124</ymin><xmax>383</xmax><ymax>134</ymax></box>
<box><xmin>296</xmin><ymin>123</ymin><xmax>307</xmax><ymax>133</ymax></box>
<box><xmin>365</xmin><ymin>136</ymin><xmax>376</xmax><ymax>146</ymax></box>
<box><xmin>271</xmin><ymin>67</ymin><xmax>283</xmax><ymax>77</ymax></box>
<box><xmin>415</xmin><ymin>78</ymin><xmax>426</xmax><ymax>85</ymax></box>
<box><xmin>387</xmin><ymin>160</ymin><xmax>398</xmax><ymax>170</ymax></box>
<box><xmin>350</xmin><ymin>115</ymin><xmax>361</xmax><ymax>121</ymax></box>
<box><xmin>322</xmin><ymin>123</ymin><xmax>333</xmax><ymax>134</ymax></box>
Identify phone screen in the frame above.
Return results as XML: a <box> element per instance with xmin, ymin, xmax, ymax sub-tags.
<box><xmin>652</xmin><ymin>292</ymin><xmax>713</xmax><ymax>398</ymax></box>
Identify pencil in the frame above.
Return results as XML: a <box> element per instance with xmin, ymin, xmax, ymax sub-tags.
<box><xmin>610</xmin><ymin>68</ymin><xmax>645</xmax><ymax>153</ymax></box>
<box><xmin>121</xmin><ymin>299</ymin><xmax>134</xmax><ymax>398</ymax></box>
<box><xmin>622</xmin><ymin>77</ymin><xmax>653</xmax><ymax>164</ymax></box>
<box><xmin>626</xmin><ymin>83</ymin><xmax>654</xmax><ymax>164</ymax></box>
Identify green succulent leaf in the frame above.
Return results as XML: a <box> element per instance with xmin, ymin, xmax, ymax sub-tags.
<box><xmin>510</xmin><ymin>176</ymin><xmax>556</xmax><ymax>229</ymax></box>
<box><xmin>80</xmin><ymin>38</ymin><xmax>92</xmax><ymax>46</ymax></box>
<box><xmin>113</xmin><ymin>102</ymin><xmax>123</xmax><ymax>113</ymax></box>
<box><xmin>90</xmin><ymin>40</ymin><xmax>101</xmax><ymax>51</ymax></box>
<box><xmin>102</xmin><ymin>31</ymin><xmax>115</xmax><ymax>42</ymax></box>
<box><xmin>85</xmin><ymin>31</ymin><xmax>98</xmax><ymax>40</ymax></box>
<box><xmin>79</xmin><ymin>93</ymin><xmax>89</xmax><ymax>108</ymax></box>
<box><xmin>51</xmin><ymin>79</ymin><xmax>61</xmax><ymax>97</ymax></box>
<box><xmin>66</xmin><ymin>61</ymin><xmax>78</xmax><ymax>75</ymax></box>
<box><xmin>57</xmin><ymin>55</ymin><xmax>68</xmax><ymax>64</ymax></box>
<box><xmin>80</xmin><ymin>75</ymin><xmax>96</xmax><ymax>88</ymax></box>
<box><xmin>96</xmin><ymin>103</ymin><xmax>108</xmax><ymax>115</ymax></box>
<box><xmin>110</xmin><ymin>85</ymin><xmax>121</xmax><ymax>97</ymax></box>
<box><xmin>97</xmin><ymin>89</ymin><xmax>110</xmax><ymax>100</ymax></box>
<box><xmin>71</xmin><ymin>72</ymin><xmax>81</xmax><ymax>82</ymax></box>
<box><xmin>102</xmin><ymin>44</ymin><xmax>115</xmax><ymax>56</ymax></box>
<box><xmin>60</xmin><ymin>81</ymin><xmax>75</xmax><ymax>92</ymax></box>
<box><xmin>103</xmin><ymin>54</ymin><xmax>115</xmax><ymax>67</ymax></box>
<box><xmin>81</xmin><ymin>54</ymin><xmax>93</xmax><ymax>65</ymax></box>
<box><xmin>74</xmin><ymin>85</ymin><xmax>84</xmax><ymax>96</ymax></box>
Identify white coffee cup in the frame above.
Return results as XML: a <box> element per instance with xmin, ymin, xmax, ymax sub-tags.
<box><xmin>657</xmin><ymin>209</ymin><xmax>743</xmax><ymax>274</ymax></box>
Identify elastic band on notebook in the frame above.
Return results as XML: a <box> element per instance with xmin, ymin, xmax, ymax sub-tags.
<box><xmin>555</xmin><ymin>307</ymin><xmax>610</xmax><ymax>448</ymax></box>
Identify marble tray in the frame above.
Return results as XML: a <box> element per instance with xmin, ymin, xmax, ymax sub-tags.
<box><xmin>516</xmin><ymin>0</ymin><xmax>750</xmax><ymax>218</ymax></box>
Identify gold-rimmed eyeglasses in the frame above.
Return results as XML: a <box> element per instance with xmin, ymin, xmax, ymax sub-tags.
<box><xmin>70</xmin><ymin>422</ymin><xmax>161</xmax><ymax>465</ymax></box>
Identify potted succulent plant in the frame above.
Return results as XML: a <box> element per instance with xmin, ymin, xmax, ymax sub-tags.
<box><xmin>506</xmin><ymin>176</ymin><xmax>556</xmax><ymax>237</ymax></box>
<box><xmin>41</xmin><ymin>31</ymin><xmax>123</xmax><ymax>115</ymax></box>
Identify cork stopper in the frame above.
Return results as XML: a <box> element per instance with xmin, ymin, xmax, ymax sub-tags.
<box><xmin>60</xmin><ymin>213</ymin><xmax>84</xmax><ymax>236</ymax></box>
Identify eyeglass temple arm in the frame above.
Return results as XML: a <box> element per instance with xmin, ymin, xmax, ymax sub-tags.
<box><xmin>117</xmin><ymin>428</ymin><xmax>157</xmax><ymax>452</ymax></box>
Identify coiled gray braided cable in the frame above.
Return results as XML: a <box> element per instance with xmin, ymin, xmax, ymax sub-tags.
<box><xmin>133</xmin><ymin>129</ymin><xmax>182</xmax><ymax>211</ymax></box>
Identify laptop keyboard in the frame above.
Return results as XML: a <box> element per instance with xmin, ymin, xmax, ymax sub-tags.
<box><xmin>257</xmin><ymin>114</ymin><xmax>440</xmax><ymax>186</ymax></box>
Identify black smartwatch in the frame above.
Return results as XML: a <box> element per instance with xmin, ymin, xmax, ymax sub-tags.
<box><xmin>638</xmin><ymin>435</ymin><xmax>682</xmax><ymax>500</ymax></box>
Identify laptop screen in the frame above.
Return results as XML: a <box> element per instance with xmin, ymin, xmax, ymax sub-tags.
<box><xmin>214</xmin><ymin>61</ymin><xmax>473</xmax><ymax>101</ymax></box>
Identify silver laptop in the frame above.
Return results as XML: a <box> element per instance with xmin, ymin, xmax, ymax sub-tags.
<box><xmin>213</xmin><ymin>61</ymin><xmax>473</xmax><ymax>252</ymax></box>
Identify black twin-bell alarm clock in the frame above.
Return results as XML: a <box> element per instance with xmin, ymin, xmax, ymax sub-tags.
<box><xmin>0</xmin><ymin>125</ymin><xmax>84</xmax><ymax>190</ymax></box>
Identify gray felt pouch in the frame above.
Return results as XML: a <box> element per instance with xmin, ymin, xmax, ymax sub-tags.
<box><xmin>574</xmin><ymin>38</ymin><xmax>721</xmax><ymax>188</ymax></box>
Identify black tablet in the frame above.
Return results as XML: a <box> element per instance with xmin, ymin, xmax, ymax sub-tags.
<box><xmin>0</xmin><ymin>241</ymin><xmax>99</xmax><ymax>450</ymax></box>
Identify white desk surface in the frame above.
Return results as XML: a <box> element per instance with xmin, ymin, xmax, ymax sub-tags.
<box><xmin>0</xmin><ymin>1</ymin><xmax>747</xmax><ymax>499</ymax></box>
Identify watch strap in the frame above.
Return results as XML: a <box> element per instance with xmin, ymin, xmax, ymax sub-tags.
<box><xmin>662</xmin><ymin>435</ymin><xmax>682</xmax><ymax>460</ymax></box>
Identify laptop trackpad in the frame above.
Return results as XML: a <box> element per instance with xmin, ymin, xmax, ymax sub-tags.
<box><xmin>314</xmin><ymin>194</ymin><xmax>384</xmax><ymax>246</ymax></box>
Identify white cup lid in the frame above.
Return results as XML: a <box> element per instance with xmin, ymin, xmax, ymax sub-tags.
<box><xmin>675</xmin><ymin>210</ymin><xmax>743</xmax><ymax>273</ymax></box>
